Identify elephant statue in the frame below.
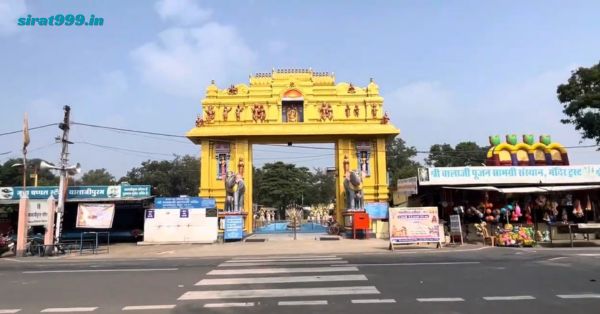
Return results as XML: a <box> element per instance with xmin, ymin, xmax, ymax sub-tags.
<box><xmin>224</xmin><ymin>172</ymin><xmax>245</xmax><ymax>212</ymax></box>
<box><xmin>344</xmin><ymin>170</ymin><xmax>364</xmax><ymax>210</ymax></box>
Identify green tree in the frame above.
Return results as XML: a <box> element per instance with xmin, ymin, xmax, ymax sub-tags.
<box><xmin>0</xmin><ymin>158</ymin><xmax>59</xmax><ymax>186</ymax></box>
<box><xmin>304</xmin><ymin>168</ymin><xmax>335</xmax><ymax>206</ymax></box>
<box><xmin>425</xmin><ymin>144</ymin><xmax>454</xmax><ymax>167</ymax></box>
<box><xmin>253</xmin><ymin>162</ymin><xmax>312</xmax><ymax>210</ymax></box>
<box><xmin>557</xmin><ymin>61</ymin><xmax>600</xmax><ymax>144</ymax></box>
<box><xmin>386</xmin><ymin>137</ymin><xmax>421</xmax><ymax>185</ymax></box>
<box><xmin>425</xmin><ymin>141</ymin><xmax>488</xmax><ymax>167</ymax></box>
<box><xmin>120</xmin><ymin>155</ymin><xmax>200</xmax><ymax>196</ymax></box>
<box><xmin>80</xmin><ymin>168</ymin><xmax>115</xmax><ymax>185</ymax></box>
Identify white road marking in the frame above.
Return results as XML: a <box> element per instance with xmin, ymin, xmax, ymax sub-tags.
<box><xmin>547</xmin><ymin>257</ymin><xmax>567</xmax><ymax>261</ymax></box>
<box><xmin>483</xmin><ymin>296</ymin><xmax>535</xmax><ymax>301</ymax></box>
<box><xmin>23</xmin><ymin>268</ymin><xmax>178</xmax><ymax>274</ymax></box>
<box><xmin>232</xmin><ymin>255</ymin><xmax>336</xmax><ymax>260</ymax></box>
<box><xmin>0</xmin><ymin>310</ymin><xmax>21</xmax><ymax>314</ymax></box>
<box><xmin>225</xmin><ymin>257</ymin><xmax>342</xmax><ymax>263</ymax></box>
<box><xmin>122</xmin><ymin>305</ymin><xmax>176</xmax><ymax>311</ymax></box>
<box><xmin>208</xmin><ymin>266</ymin><xmax>358</xmax><ymax>275</ymax></box>
<box><xmin>557</xmin><ymin>294</ymin><xmax>600</xmax><ymax>299</ymax></box>
<box><xmin>342</xmin><ymin>262</ymin><xmax>480</xmax><ymax>267</ymax></box>
<box><xmin>417</xmin><ymin>298</ymin><xmax>464</xmax><ymax>302</ymax></box>
<box><xmin>218</xmin><ymin>260</ymin><xmax>349</xmax><ymax>267</ymax></box>
<box><xmin>576</xmin><ymin>253</ymin><xmax>600</xmax><ymax>257</ymax></box>
<box><xmin>0</xmin><ymin>258</ymin><xmax>26</xmax><ymax>263</ymax></box>
<box><xmin>197</xmin><ymin>274</ymin><xmax>368</xmax><ymax>285</ymax></box>
<box><xmin>278</xmin><ymin>300</ymin><xmax>328</xmax><ymax>306</ymax></box>
<box><xmin>178</xmin><ymin>286</ymin><xmax>380</xmax><ymax>300</ymax></box>
<box><xmin>351</xmin><ymin>299</ymin><xmax>396</xmax><ymax>304</ymax></box>
<box><xmin>203</xmin><ymin>303</ymin><xmax>254</xmax><ymax>308</ymax></box>
<box><xmin>40</xmin><ymin>307</ymin><xmax>98</xmax><ymax>312</ymax></box>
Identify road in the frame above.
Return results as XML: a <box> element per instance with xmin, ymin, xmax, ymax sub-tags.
<box><xmin>1</xmin><ymin>247</ymin><xmax>599</xmax><ymax>313</ymax></box>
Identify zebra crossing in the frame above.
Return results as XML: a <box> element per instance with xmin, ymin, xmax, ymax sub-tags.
<box><xmin>177</xmin><ymin>255</ymin><xmax>382</xmax><ymax>307</ymax></box>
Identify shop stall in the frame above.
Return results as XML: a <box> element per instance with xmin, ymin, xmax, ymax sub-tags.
<box><xmin>418</xmin><ymin>164</ymin><xmax>600</xmax><ymax>246</ymax></box>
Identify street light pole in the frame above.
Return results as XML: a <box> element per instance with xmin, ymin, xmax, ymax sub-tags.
<box><xmin>55</xmin><ymin>106</ymin><xmax>72</xmax><ymax>244</ymax></box>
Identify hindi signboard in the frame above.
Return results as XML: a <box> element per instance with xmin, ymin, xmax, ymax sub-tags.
<box><xmin>154</xmin><ymin>197</ymin><xmax>216</xmax><ymax>209</ymax></box>
<box><xmin>418</xmin><ymin>165</ymin><xmax>600</xmax><ymax>186</ymax></box>
<box><xmin>389</xmin><ymin>207</ymin><xmax>441</xmax><ymax>248</ymax></box>
<box><xmin>0</xmin><ymin>185</ymin><xmax>151</xmax><ymax>200</ymax></box>
<box><xmin>76</xmin><ymin>203</ymin><xmax>115</xmax><ymax>229</ymax></box>
<box><xmin>449</xmin><ymin>214</ymin><xmax>463</xmax><ymax>245</ymax></box>
<box><xmin>397</xmin><ymin>177</ymin><xmax>418</xmax><ymax>196</ymax></box>
<box><xmin>224</xmin><ymin>215</ymin><xmax>244</xmax><ymax>240</ymax></box>
<box><xmin>27</xmin><ymin>199</ymin><xmax>50</xmax><ymax>226</ymax></box>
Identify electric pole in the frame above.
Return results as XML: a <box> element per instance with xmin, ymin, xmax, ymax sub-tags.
<box><xmin>55</xmin><ymin>105</ymin><xmax>72</xmax><ymax>244</ymax></box>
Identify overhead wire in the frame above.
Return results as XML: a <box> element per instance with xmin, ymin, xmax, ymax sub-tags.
<box><xmin>0</xmin><ymin>123</ymin><xmax>58</xmax><ymax>137</ymax></box>
<box><xmin>75</xmin><ymin>141</ymin><xmax>175</xmax><ymax>158</ymax></box>
<box><xmin>65</xmin><ymin>121</ymin><xmax>600</xmax><ymax>158</ymax></box>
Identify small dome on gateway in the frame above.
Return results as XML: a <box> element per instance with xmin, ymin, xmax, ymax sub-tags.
<box><xmin>282</xmin><ymin>89</ymin><xmax>303</xmax><ymax>99</ymax></box>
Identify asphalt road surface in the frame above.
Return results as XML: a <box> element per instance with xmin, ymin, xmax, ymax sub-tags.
<box><xmin>1</xmin><ymin>247</ymin><xmax>600</xmax><ymax>313</ymax></box>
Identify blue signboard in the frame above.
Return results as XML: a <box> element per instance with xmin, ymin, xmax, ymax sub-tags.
<box><xmin>180</xmin><ymin>208</ymin><xmax>189</xmax><ymax>218</ymax></box>
<box><xmin>224</xmin><ymin>215</ymin><xmax>244</xmax><ymax>240</ymax></box>
<box><xmin>0</xmin><ymin>185</ymin><xmax>151</xmax><ymax>200</ymax></box>
<box><xmin>365</xmin><ymin>202</ymin><xmax>389</xmax><ymax>219</ymax></box>
<box><xmin>154</xmin><ymin>197</ymin><xmax>216</xmax><ymax>209</ymax></box>
<box><xmin>146</xmin><ymin>209</ymin><xmax>155</xmax><ymax>219</ymax></box>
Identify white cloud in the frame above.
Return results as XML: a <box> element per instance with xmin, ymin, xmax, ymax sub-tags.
<box><xmin>386</xmin><ymin>81</ymin><xmax>460</xmax><ymax>148</ymax></box>
<box><xmin>155</xmin><ymin>0</ymin><xmax>212</xmax><ymax>25</ymax></box>
<box><xmin>385</xmin><ymin>66</ymin><xmax>599</xmax><ymax>164</ymax></box>
<box><xmin>0</xmin><ymin>0</ymin><xmax>26</xmax><ymax>36</ymax></box>
<box><xmin>131</xmin><ymin>22</ymin><xmax>256</xmax><ymax>98</ymax></box>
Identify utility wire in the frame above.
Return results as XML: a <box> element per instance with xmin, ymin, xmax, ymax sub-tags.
<box><xmin>0</xmin><ymin>123</ymin><xmax>58</xmax><ymax>137</ymax></box>
<box><xmin>69</xmin><ymin>121</ymin><xmax>600</xmax><ymax>156</ymax></box>
<box><xmin>75</xmin><ymin>141</ymin><xmax>175</xmax><ymax>157</ymax></box>
<box><xmin>71</xmin><ymin>121</ymin><xmax>188</xmax><ymax>139</ymax></box>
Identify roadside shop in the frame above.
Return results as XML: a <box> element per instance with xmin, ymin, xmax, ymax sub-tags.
<box><xmin>417</xmin><ymin>165</ymin><xmax>600</xmax><ymax>246</ymax></box>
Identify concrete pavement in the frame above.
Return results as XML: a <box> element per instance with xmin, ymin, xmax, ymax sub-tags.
<box><xmin>57</xmin><ymin>237</ymin><xmax>489</xmax><ymax>260</ymax></box>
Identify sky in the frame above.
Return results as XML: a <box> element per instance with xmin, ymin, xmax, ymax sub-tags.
<box><xmin>1</xmin><ymin>0</ymin><xmax>600</xmax><ymax>179</ymax></box>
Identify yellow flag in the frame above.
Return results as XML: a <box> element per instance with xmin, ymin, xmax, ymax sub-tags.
<box><xmin>23</xmin><ymin>112</ymin><xmax>30</xmax><ymax>153</ymax></box>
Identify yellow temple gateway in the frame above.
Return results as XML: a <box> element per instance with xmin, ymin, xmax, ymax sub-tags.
<box><xmin>186</xmin><ymin>69</ymin><xmax>400</xmax><ymax>234</ymax></box>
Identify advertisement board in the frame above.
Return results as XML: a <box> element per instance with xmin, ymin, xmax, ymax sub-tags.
<box><xmin>224</xmin><ymin>215</ymin><xmax>244</xmax><ymax>240</ymax></box>
<box><xmin>389</xmin><ymin>207</ymin><xmax>440</xmax><ymax>245</ymax></box>
<box><xmin>76</xmin><ymin>203</ymin><xmax>115</xmax><ymax>229</ymax></box>
<box><xmin>144</xmin><ymin>197</ymin><xmax>218</xmax><ymax>243</ymax></box>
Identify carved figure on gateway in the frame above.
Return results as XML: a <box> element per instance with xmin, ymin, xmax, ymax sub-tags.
<box><xmin>344</xmin><ymin>170</ymin><xmax>364</xmax><ymax>210</ymax></box>
<box><xmin>224</xmin><ymin>172</ymin><xmax>246</xmax><ymax>212</ymax></box>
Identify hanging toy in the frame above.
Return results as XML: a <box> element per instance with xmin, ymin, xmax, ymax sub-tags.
<box><xmin>515</xmin><ymin>204</ymin><xmax>522</xmax><ymax>217</ymax></box>
<box><xmin>510</xmin><ymin>210</ymin><xmax>519</xmax><ymax>222</ymax></box>
<box><xmin>561</xmin><ymin>208</ymin><xmax>568</xmax><ymax>223</ymax></box>
<box><xmin>543</xmin><ymin>211</ymin><xmax>550</xmax><ymax>222</ymax></box>
<box><xmin>573</xmin><ymin>199</ymin><xmax>584</xmax><ymax>218</ymax></box>
<box><xmin>585</xmin><ymin>195</ymin><xmax>592</xmax><ymax>212</ymax></box>
<box><xmin>525</xmin><ymin>212</ymin><xmax>533</xmax><ymax>224</ymax></box>
<box><xmin>550</xmin><ymin>201</ymin><xmax>559</xmax><ymax>217</ymax></box>
<box><xmin>536</xmin><ymin>195</ymin><xmax>546</xmax><ymax>207</ymax></box>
